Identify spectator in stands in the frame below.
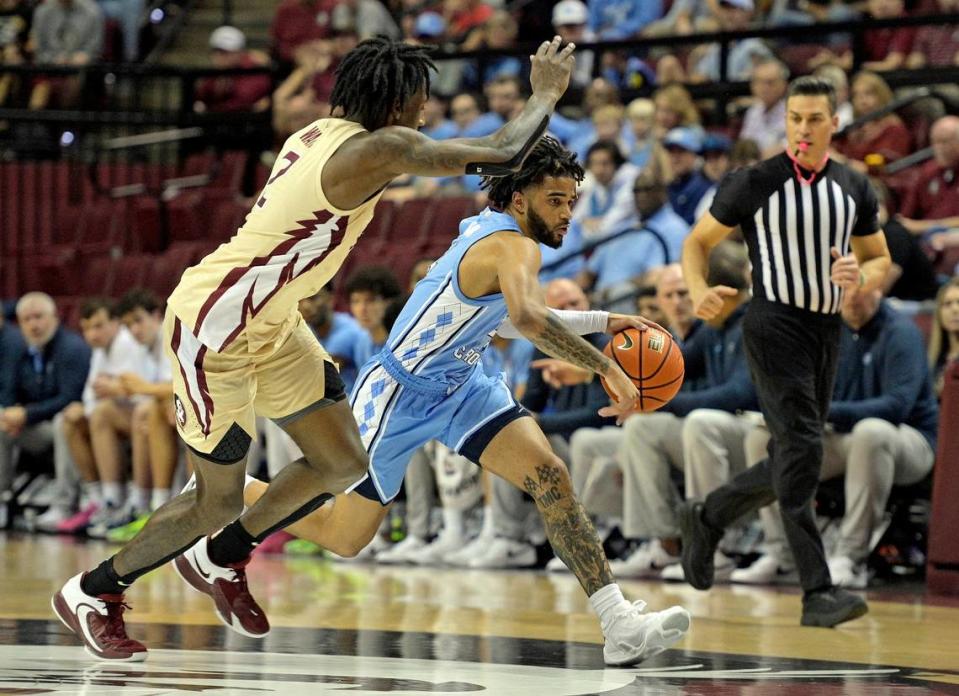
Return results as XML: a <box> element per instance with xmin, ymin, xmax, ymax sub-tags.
<box><xmin>0</xmin><ymin>312</ymin><xmax>24</xmax><ymax>397</ymax></box>
<box><xmin>552</xmin><ymin>0</ymin><xmax>594</xmax><ymax>88</ymax></box>
<box><xmin>271</xmin><ymin>40</ymin><xmax>333</xmax><ymax>138</ymax></box>
<box><xmin>898</xmin><ymin>116</ymin><xmax>959</xmax><ymax>235</ymax></box>
<box><xmin>625</xmin><ymin>98</ymin><xmax>656</xmax><ymax>167</ymax></box>
<box><xmin>729</xmin><ymin>137</ymin><xmax>761</xmax><ymax>170</ymax></box>
<box><xmin>907</xmin><ymin>0</ymin><xmax>959</xmax><ymax>68</ymax></box>
<box><xmin>103</xmin><ymin>290</ymin><xmax>178</xmax><ymax>542</ymax></box>
<box><xmin>194</xmin><ymin>26</ymin><xmax>271</xmax><ymax>114</ymax></box>
<box><xmin>652</xmin><ymin>83</ymin><xmax>701</xmax><ymax>139</ymax></box>
<box><xmin>461</xmin><ymin>10</ymin><xmax>522</xmax><ymax>89</ymax></box>
<box><xmin>811</xmin><ymin>0</ymin><xmax>916</xmax><ymax>72</ymax></box>
<box><xmin>333</xmin><ymin>0</ymin><xmax>399</xmax><ymax>40</ymax></box>
<box><xmin>0</xmin><ymin>0</ymin><xmax>31</xmax><ymax>108</ymax></box>
<box><xmin>444</xmin><ymin>0</ymin><xmax>494</xmax><ymax>40</ymax></box>
<box><xmin>612</xmin><ymin>241</ymin><xmax>756</xmax><ymax>579</ymax></box>
<box><xmin>571</xmin><ymin>103</ymin><xmax>627</xmax><ymax>159</ymax></box>
<box><xmin>578</xmin><ymin>164</ymin><xmax>690</xmax><ymax>309</ymax></box>
<box><xmin>421</xmin><ymin>93</ymin><xmax>457</xmax><ymax>140</ymax></box>
<box><xmin>0</xmin><ymin>293</ymin><xmax>89</xmax><ymax>529</ymax></box>
<box><xmin>929</xmin><ymin>277</ymin><xmax>959</xmax><ymax>398</ymax></box>
<box><xmin>484</xmin><ymin>75</ymin><xmax>524</xmax><ymax>123</ymax></box>
<box><xmin>346</xmin><ymin>266</ymin><xmax>403</xmax><ymax>367</ymax></box>
<box><xmin>573</xmin><ymin>140</ymin><xmax>639</xmax><ymax>240</ymax></box>
<box><xmin>693</xmin><ymin>133</ymin><xmax>732</xmax><ymax>222</ymax></box>
<box><xmin>450</xmin><ymin>91</ymin><xmax>501</xmax><ymax>136</ymax></box>
<box><xmin>589</xmin><ymin>0</ymin><xmax>663</xmax><ymax>39</ymax></box>
<box><xmin>270</xmin><ymin>0</ymin><xmax>331</xmax><ymax>69</ymax></box>
<box><xmin>549</xmin><ymin>77</ymin><xmax>621</xmax><ymax>148</ymax></box>
<box><xmin>58</xmin><ymin>299</ymin><xmax>152</xmax><ymax>537</ymax></box>
<box><xmin>656</xmin><ymin>263</ymin><xmax>699</xmax><ymax>342</ymax></box>
<box><xmin>739</xmin><ymin>58</ymin><xmax>788</xmax><ymax>157</ymax></box>
<box><xmin>635</xmin><ymin>270</ymin><xmax>668</xmax><ymax>328</ymax></box>
<box><xmin>664</xmin><ymin>127</ymin><xmax>712</xmax><ymax>225</ymax></box>
<box><xmin>688</xmin><ymin>0</ymin><xmax>772</xmax><ymax>83</ymax></box>
<box><xmin>644</xmin><ymin>0</ymin><xmax>718</xmax><ymax>37</ymax></box>
<box><xmin>736</xmin><ymin>288</ymin><xmax>938</xmax><ymax>588</ymax></box>
<box><xmin>299</xmin><ymin>283</ymin><xmax>366</xmax><ymax>392</ymax></box>
<box><xmin>29</xmin><ymin>0</ymin><xmax>104</xmax><ymax>109</ymax></box>
<box><xmin>813</xmin><ymin>64</ymin><xmax>854</xmax><ymax>129</ymax></box>
<box><xmin>97</xmin><ymin>0</ymin><xmax>144</xmax><ymax>62</ymax></box>
<box><xmin>869</xmin><ymin>181</ymin><xmax>939</xmax><ymax>301</ymax></box>
<box><xmin>833</xmin><ymin>71</ymin><xmax>912</xmax><ymax>173</ymax></box>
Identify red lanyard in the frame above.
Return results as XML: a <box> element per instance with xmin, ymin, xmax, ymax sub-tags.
<box><xmin>786</xmin><ymin>147</ymin><xmax>829</xmax><ymax>186</ymax></box>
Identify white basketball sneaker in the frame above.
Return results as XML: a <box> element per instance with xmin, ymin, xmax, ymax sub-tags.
<box><xmin>602</xmin><ymin>600</ymin><xmax>691</xmax><ymax>666</ymax></box>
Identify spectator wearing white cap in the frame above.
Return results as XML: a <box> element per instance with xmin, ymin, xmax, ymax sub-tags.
<box><xmin>195</xmin><ymin>26</ymin><xmax>272</xmax><ymax>114</ymax></box>
<box><xmin>552</xmin><ymin>0</ymin><xmax>595</xmax><ymax>88</ymax></box>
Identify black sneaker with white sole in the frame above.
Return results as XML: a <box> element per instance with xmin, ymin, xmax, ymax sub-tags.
<box><xmin>801</xmin><ymin>586</ymin><xmax>868</xmax><ymax>627</ymax></box>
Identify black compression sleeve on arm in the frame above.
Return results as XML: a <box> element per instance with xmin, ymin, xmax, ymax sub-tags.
<box><xmin>464</xmin><ymin>115</ymin><xmax>550</xmax><ymax>176</ymax></box>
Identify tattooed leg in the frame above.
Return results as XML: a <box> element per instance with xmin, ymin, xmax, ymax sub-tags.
<box><xmin>480</xmin><ymin>417</ymin><xmax>614</xmax><ymax>596</ymax></box>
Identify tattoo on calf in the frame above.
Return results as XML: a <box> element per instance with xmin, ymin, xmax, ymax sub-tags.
<box><xmin>523</xmin><ymin>465</ymin><xmax>613</xmax><ymax>595</ymax></box>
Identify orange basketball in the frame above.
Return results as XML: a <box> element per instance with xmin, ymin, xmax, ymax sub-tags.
<box><xmin>600</xmin><ymin>327</ymin><xmax>684</xmax><ymax>412</ymax></box>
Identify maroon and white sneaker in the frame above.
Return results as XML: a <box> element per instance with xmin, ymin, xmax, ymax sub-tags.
<box><xmin>52</xmin><ymin>573</ymin><xmax>147</xmax><ymax>661</ymax></box>
<box><xmin>173</xmin><ymin>536</ymin><xmax>270</xmax><ymax>638</ymax></box>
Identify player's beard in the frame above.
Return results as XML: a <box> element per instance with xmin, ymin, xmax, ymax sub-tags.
<box><xmin>527</xmin><ymin>206</ymin><xmax>565</xmax><ymax>249</ymax></box>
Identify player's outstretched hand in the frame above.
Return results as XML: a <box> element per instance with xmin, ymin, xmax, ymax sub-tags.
<box><xmin>830</xmin><ymin>247</ymin><xmax>862</xmax><ymax>289</ymax></box>
<box><xmin>606</xmin><ymin>313</ymin><xmax>668</xmax><ymax>336</ymax></box>
<box><xmin>531</xmin><ymin>358</ymin><xmax>592</xmax><ymax>388</ymax></box>
<box><xmin>693</xmin><ymin>285</ymin><xmax>738</xmax><ymax>321</ymax></box>
<box><xmin>529</xmin><ymin>35</ymin><xmax>575</xmax><ymax>101</ymax></box>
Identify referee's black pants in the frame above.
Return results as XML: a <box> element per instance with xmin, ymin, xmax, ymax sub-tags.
<box><xmin>702</xmin><ymin>298</ymin><xmax>841</xmax><ymax>593</ymax></box>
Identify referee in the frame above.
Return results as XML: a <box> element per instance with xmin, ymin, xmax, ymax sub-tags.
<box><xmin>679</xmin><ymin>76</ymin><xmax>891</xmax><ymax>627</ymax></box>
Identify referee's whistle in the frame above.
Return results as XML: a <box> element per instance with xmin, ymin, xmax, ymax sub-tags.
<box><xmin>797</xmin><ymin>142</ymin><xmax>810</xmax><ymax>152</ymax></box>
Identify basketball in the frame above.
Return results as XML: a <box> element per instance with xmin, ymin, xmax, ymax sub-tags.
<box><xmin>601</xmin><ymin>327</ymin><xmax>684</xmax><ymax>412</ymax></box>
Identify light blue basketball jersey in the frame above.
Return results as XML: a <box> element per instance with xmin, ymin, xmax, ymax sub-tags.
<box><xmin>348</xmin><ymin>208</ymin><xmax>530</xmax><ymax>504</ymax></box>
<box><xmin>384</xmin><ymin>207</ymin><xmax>521</xmax><ymax>387</ymax></box>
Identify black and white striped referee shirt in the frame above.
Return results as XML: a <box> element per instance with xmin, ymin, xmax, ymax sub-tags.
<box><xmin>710</xmin><ymin>153</ymin><xmax>881</xmax><ymax>314</ymax></box>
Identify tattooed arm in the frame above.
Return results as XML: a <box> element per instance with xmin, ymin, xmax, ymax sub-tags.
<box><xmin>496</xmin><ymin>236</ymin><xmax>640</xmax><ymax>410</ymax></box>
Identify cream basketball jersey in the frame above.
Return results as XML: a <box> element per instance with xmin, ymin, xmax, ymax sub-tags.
<box><xmin>168</xmin><ymin>118</ymin><xmax>382</xmax><ymax>353</ymax></box>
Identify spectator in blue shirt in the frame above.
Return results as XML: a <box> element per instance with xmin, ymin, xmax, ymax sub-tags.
<box><xmin>0</xmin><ymin>293</ymin><xmax>90</xmax><ymax>527</ymax></box>
<box><xmin>664</xmin><ymin>127</ymin><xmax>713</xmax><ymax>224</ymax></box>
<box><xmin>578</xmin><ymin>165</ymin><xmax>690</xmax><ymax>310</ymax></box>
<box><xmin>346</xmin><ymin>266</ymin><xmax>403</xmax><ymax>369</ymax></box>
<box><xmin>460</xmin><ymin>11</ymin><xmax>523</xmax><ymax>90</ymax></box>
<box><xmin>572</xmin><ymin>140</ymin><xmax>639</xmax><ymax>240</ymax></box>
<box><xmin>299</xmin><ymin>284</ymin><xmax>366</xmax><ymax>393</ymax></box>
<box><xmin>689</xmin><ymin>0</ymin><xmax>772</xmax><ymax>82</ymax></box>
<box><xmin>589</xmin><ymin>0</ymin><xmax>663</xmax><ymax>40</ymax></box>
<box><xmin>738</xmin><ymin>289</ymin><xmax>939</xmax><ymax>589</ymax></box>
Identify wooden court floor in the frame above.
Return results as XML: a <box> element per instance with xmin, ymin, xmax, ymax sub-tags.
<box><xmin>2</xmin><ymin>532</ymin><xmax>958</xmax><ymax>695</ymax></box>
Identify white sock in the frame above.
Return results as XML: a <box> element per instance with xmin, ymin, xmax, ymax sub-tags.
<box><xmin>131</xmin><ymin>486</ymin><xmax>150</xmax><ymax>513</ymax></box>
<box><xmin>480</xmin><ymin>505</ymin><xmax>495</xmax><ymax>537</ymax></box>
<box><xmin>82</xmin><ymin>481</ymin><xmax>102</xmax><ymax>506</ymax></box>
<box><xmin>589</xmin><ymin>584</ymin><xmax>632</xmax><ymax>633</ymax></box>
<box><xmin>442</xmin><ymin>508</ymin><xmax>464</xmax><ymax>538</ymax></box>
<box><xmin>102</xmin><ymin>482</ymin><xmax>124</xmax><ymax>508</ymax></box>
<box><xmin>151</xmin><ymin>488</ymin><xmax>171</xmax><ymax>510</ymax></box>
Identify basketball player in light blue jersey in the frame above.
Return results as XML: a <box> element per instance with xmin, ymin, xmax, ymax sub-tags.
<box><xmin>244</xmin><ymin>137</ymin><xmax>692</xmax><ymax>665</ymax></box>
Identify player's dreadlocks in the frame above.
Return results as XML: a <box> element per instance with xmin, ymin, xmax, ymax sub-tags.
<box><xmin>329</xmin><ymin>37</ymin><xmax>436</xmax><ymax>131</ymax></box>
<box><xmin>481</xmin><ymin>136</ymin><xmax>584</xmax><ymax>210</ymax></box>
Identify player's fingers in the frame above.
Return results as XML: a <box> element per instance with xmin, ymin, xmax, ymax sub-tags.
<box><xmin>559</xmin><ymin>42</ymin><xmax>576</xmax><ymax>59</ymax></box>
<box><xmin>534</xmin><ymin>40</ymin><xmax>550</xmax><ymax>58</ymax></box>
<box><xmin>545</xmin><ymin>35</ymin><xmax>561</xmax><ymax>57</ymax></box>
<box><xmin>715</xmin><ymin>285</ymin><xmax>739</xmax><ymax>297</ymax></box>
<box><xmin>830</xmin><ymin>246</ymin><xmax>841</xmax><ymax>259</ymax></box>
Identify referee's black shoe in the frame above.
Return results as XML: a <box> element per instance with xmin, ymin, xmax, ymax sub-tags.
<box><xmin>801</xmin><ymin>586</ymin><xmax>868</xmax><ymax>627</ymax></box>
<box><xmin>678</xmin><ymin>501</ymin><xmax>723</xmax><ymax>590</ymax></box>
